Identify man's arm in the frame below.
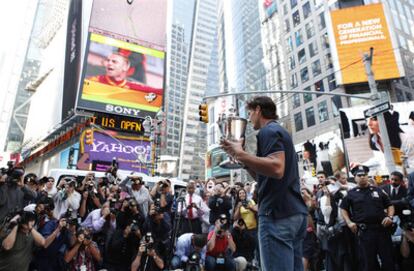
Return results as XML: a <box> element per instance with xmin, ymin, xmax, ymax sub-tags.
<box><xmin>236</xmin><ymin>151</ymin><xmax>285</xmax><ymax>179</ymax></box>
<box><xmin>341</xmin><ymin>208</ymin><xmax>357</xmax><ymax>234</ymax></box>
<box><xmin>64</xmin><ymin>243</ymin><xmax>81</xmax><ymax>263</ymax></box>
<box><xmin>207</xmin><ymin>232</ymin><xmax>216</xmax><ymax>252</ymax></box>
<box><xmin>31</xmin><ymin>228</ymin><xmax>46</xmax><ymax>247</ymax></box>
<box><xmin>1</xmin><ymin>224</ymin><xmax>18</xmax><ymax>250</ymax></box>
<box><xmin>226</xmin><ymin>232</ymin><xmax>236</xmax><ymax>253</ymax></box>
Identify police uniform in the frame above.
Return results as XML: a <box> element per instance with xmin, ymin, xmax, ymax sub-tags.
<box><xmin>340</xmin><ymin>166</ymin><xmax>394</xmax><ymax>271</ymax></box>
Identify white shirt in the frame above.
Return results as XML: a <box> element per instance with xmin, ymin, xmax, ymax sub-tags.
<box><xmin>177</xmin><ymin>193</ymin><xmax>204</xmax><ymax>219</ymax></box>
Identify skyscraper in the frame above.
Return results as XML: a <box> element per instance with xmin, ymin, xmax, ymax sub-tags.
<box><xmin>178</xmin><ymin>0</ymin><xmax>219</xmax><ymax>180</ymax></box>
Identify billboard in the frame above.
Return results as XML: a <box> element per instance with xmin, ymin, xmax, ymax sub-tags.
<box><xmin>62</xmin><ymin>0</ymin><xmax>82</xmax><ymax>121</ymax></box>
<box><xmin>327</xmin><ymin>3</ymin><xmax>404</xmax><ymax>85</ymax></box>
<box><xmin>78</xmin><ymin>130</ymin><xmax>152</xmax><ymax>174</ymax></box>
<box><xmin>76</xmin><ymin>0</ymin><xmax>167</xmax><ymax>119</ymax></box>
<box><xmin>340</xmin><ymin>101</ymin><xmax>414</xmax><ymax>176</ymax></box>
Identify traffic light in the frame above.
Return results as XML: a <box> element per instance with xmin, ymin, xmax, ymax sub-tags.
<box><xmin>199</xmin><ymin>103</ymin><xmax>209</xmax><ymax>123</ymax></box>
<box><xmin>85</xmin><ymin>129</ymin><xmax>94</xmax><ymax>145</ymax></box>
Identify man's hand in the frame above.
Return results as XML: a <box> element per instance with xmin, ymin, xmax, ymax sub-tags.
<box><xmin>214</xmin><ymin>220</ymin><xmax>221</xmax><ymax>232</ymax></box>
<box><xmin>138</xmin><ymin>243</ymin><xmax>146</xmax><ymax>255</ymax></box>
<box><xmin>83</xmin><ymin>238</ymin><xmax>92</xmax><ymax>247</ymax></box>
<box><xmin>10</xmin><ymin>214</ymin><xmax>21</xmax><ymax>224</ymax></box>
<box><xmin>82</xmin><ymin>191</ymin><xmax>89</xmax><ymax>200</ymax></box>
<box><xmin>58</xmin><ymin>218</ymin><xmax>67</xmax><ymax>231</ymax></box>
<box><xmin>102</xmin><ymin>207</ymin><xmax>110</xmax><ymax>218</ymax></box>
<box><xmin>0</xmin><ymin>174</ymin><xmax>7</xmax><ymax>184</ymax></box>
<box><xmin>220</xmin><ymin>138</ymin><xmax>244</xmax><ymax>158</ymax></box>
<box><xmin>381</xmin><ymin>217</ymin><xmax>393</xmax><ymax>227</ymax></box>
<box><xmin>147</xmin><ymin>249</ymin><xmax>156</xmax><ymax>257</ymax></box>
<box><xmin>347</xmin><ymin>221</ymin><xmax>358</xmax><ymax>234</ymax></box>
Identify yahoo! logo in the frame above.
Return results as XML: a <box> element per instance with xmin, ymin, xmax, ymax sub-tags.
<box><xmin>89</xmin><ymin>141</ymin><xmax>150</xmax><ymax>155</ymax></box>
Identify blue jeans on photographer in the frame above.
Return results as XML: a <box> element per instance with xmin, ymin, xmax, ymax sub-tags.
<box><xmin>259</xmin><ymin>213</ymin><xmax>307</xmax><ymax>271</ymax></box>
<box><xmin>205</xmin><ymin>255</ymin><xmax>236</xmax><ymax>271</ymax></box>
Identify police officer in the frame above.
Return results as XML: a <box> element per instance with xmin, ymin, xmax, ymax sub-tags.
<box><xmin>340</xmin><ymin>165</ymin><xmax>395</xmax><ymax>271</ymax></box>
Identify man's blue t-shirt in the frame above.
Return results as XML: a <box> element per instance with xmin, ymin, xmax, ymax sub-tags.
<box><xmin>256</xmin><ymin>121</ymin><xmax>307</xmax><ymax>219</ymax></box>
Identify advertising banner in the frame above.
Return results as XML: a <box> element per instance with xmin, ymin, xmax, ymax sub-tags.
<box><xmin>340</xmin><ymin>101</ymin><xmax>414</xmax><ymax>176</ymax></box>
<box><xmin>327</xmin><ymin>3</ymin><xmax>404</xmax><ymax>85</ymax></box>
<box><xmin>76</xmin><ymin>0</ymin><xmax>167</xmax><ymax>119</ymax></box>
<box><xmin>78</xmin><ymin>130</ymin><xmax>152</xmax><ymax>173</ymax></box>
<box><xmin>206</xmin><ymin>146</ymin><xmax>231</xmax><ymax>178</ymax></box>
<box><xmin>62</xmin><ymin>0</ymin><xmax>82</xmax><ymax>121</ymax></box>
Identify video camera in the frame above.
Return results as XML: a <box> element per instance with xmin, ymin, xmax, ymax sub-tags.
<box><xmin>400</xmin><ymin>209</ymin><xmax>414</xmax><ymax>231</ymax></box>
<box><xmin>185</xmin><ymin>252</ymin><xmax>201</xmax><ymax>271</ymax></box>
<box><xmin>141</xmin><ymin>232</ymin><xmax>155</xmax><ymax>252</ymax></box>
<box><xmin>216</xmin><ymin>214</ymin><xmax>229</xmax><ymax>235</ymax></box>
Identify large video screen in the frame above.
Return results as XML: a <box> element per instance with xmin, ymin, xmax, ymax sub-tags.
<box><xmin>76</xmin><ymin>0</ymin><xmax>167</xmax><ymax>119</ymax></box>
<box><xmin>340</xmin><ymin>101</ymin><xmax>414</xmax><ymax>176</ymax></box>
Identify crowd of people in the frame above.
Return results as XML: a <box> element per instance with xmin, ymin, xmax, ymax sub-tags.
<box><xmin>0</xmin><ymin>164</ymin><xmax>261</xmax><ymax>271</ymax></box>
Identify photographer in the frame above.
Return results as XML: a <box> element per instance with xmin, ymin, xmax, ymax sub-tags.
<box><xmin>177</xmin><ymin>181</ymin><xmax>204</xmax><ymax>234</ymax></box>
<box><xmin>119</xmin><ymin>176</ymin><xmax>152</xmax><ymax>217</ymax></box>
<box><xmin>231</xmin><ymin>219</ymin><xmax>256</xmax><ymax>271</ymax></box>
<box><xmin>81</xmin><ymin>201</ymin><xmax>116</xmax><ymax>233</ymax></box>
<box><xmin>205</xmin><ymin>215</ymin><xmax>236</xmax><ymax>271</ymax></box>
<box><xmin>208</xmin><ymin>183</ymin><xmax>232</xmax><ymax>227</ymax></box>
<box><xmin>171</xmin><ymin>233</ymin><xmax>207</xmax><ymax>269</ymax></box>
<box><xmin>64</xmin><ymin>228</ymin><xmax>102</xmax><ymax>270</ymax></box>
<box><xmin>117</xmin><ymin>198</ymin><xmax>145</xmax><ymax>230</ymax></box>
<box><xmin>53</xmin><ymin>178</ymin><xmax>81</xmax><ymax>220</ymax></box>
<box><xmin>232</xmin><ymin>189</ymin><xmax>257</xmax><ymax>236</ymax></box>
<box><xmin>0</xmin><ymin>167</ymin><xmax>37</xmax><ymax>222</ymax></box>
<box><xmin>79</xmin><ymin>178</ymin><xmax>104</xmax><ymax>219</ymax></box>
<box><xmin>0</xmin><ymin>211</ymin><xmax>63</xmax><ymax>270</ymax></box>
<box><xmin>150</xmin><ymin>179</ymin><xmax>174</xmax><ymax>213</ymax></box>
<box><xmin>143</xmin><ymin>203</ymin><xmax>171</xmax><ymax>260</ymax></box>
<box><xmin>105</xmin><ymin>221</ymin><xmax>142</xmax><ymax>271</ymax></box>
<box><xmin>131</xmin><ymin>233</ymin><xmax>164</xmax><ymax>271</ymax></box>
<box><xmin>31</xmin><ymin>199</ymin><xmax>72</xmax><ymax>271</ymax></box>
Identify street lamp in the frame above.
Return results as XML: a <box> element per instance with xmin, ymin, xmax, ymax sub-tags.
<box><xmin>142</xmin><ymin>110</ymin><xmax>165</xmax><ymax>176</ymax></box>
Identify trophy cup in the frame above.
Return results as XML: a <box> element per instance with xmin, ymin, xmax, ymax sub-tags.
<box><xmin>218</xmin><ymin>107</ymin><xmax>247</xmax><ymax>169</ymax></box>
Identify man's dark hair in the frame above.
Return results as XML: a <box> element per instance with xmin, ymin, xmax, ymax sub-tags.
<box><xmin>317</xmin><ymin>171</ymin><xmax>327</xmax><ymax>178</ymax></box>
<box><xmin>192</xmin><ymin>234</ymin><xmax>207</xmax><ymax>248</ymax></box>
<box><xmin>390</xmin><ymin>171</ymin><xmax>403</xmax><ymax>181</ymax></box>
<box><xmin>246</xmin><ymin>96</ymin><xmax>278</xmax><ymax>119</ymax></box>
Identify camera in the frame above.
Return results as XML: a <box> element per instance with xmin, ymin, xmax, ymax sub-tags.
<box><xmin>216</xmin><ymin>214</ymin><xmax>228</xmax><ymax>234</ymax></box>
<box><xmin>63</xmin><ymin>208</ymin><xmax>78</xmax><ymax>225</ymax></box>
<box><xmin>130</xmin><ymin>220</ymin><xmax>140</xmax><ymax>233</ymax></box>
<box><xmin>141</xmin><ymin>232</ymin><xmax>154</xmax><ymax>252</ymax></box>
<box><xmin>241</xmin><ymin>199</ymin><xmax>249</xmax><ymax>208</ymax></box>
<box><xmin>153</xmin><ymin>198</ymin><xmax>162</xmax><ymax>213</ymax></box>
<box><xmin>400</xmin><ymin>209</ymin><xmax>414</xmax><ymax>230</ymax></box>
<box><xmin>185</xmin><ymin>252</ymin><xmax>201</xmax><ymax>271</ymax></box>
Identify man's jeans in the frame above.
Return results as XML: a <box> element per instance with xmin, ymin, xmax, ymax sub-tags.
<box><xmin>259</xmin><ymin>213</ymin><xmax>307</xmax><ymax>271</ymax></box>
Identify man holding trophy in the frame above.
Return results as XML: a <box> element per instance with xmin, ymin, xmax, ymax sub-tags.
<box><xmin>220</xmin><ymin>96</ymin><xmax>307</xmax><ymax>271</ymax></box>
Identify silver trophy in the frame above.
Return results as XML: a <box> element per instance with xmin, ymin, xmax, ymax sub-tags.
<box><xmin>218</xmin><ymin>107</ymin><xmax>248</xmax><ymax>169</ymax></box>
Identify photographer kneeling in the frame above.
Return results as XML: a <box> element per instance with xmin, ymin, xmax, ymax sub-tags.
<box><xmin>131</xmin><ymin>232</ymin><xmax>164</xmax><ymax>271</ymax></box>
<box><xmin>0</xmin><ymin>211</ymin><xmax>62</xmax><ymax>270</ymax></box>
<box><xmin>231</xmin><ymin>219</ymin><xmax>256</xmax><ymax>271</ymax></box>
<box><xmin>205</xmin><ymin>214</ymin><xmax>236</xmax><ymax>271</ymax></box>
<box><xmin>171</xmin><ymin>233</ymin><xmax>207</xmax><ymax>270</ymax></box>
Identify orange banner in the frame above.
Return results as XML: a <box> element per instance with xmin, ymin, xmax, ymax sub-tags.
<box><xmin>329</xmin><ymin>3</ymin><xmax>403</xmax><ymax>84</ymax></box>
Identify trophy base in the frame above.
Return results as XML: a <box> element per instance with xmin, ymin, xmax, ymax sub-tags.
<box><xmin>219</xmin><ymin>159</ymin><xmax>243</xmax><ymax>169</ymax></box>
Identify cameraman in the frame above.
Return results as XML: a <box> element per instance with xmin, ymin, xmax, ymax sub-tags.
<box><xmin>131</xmin><ymin>233</ymin><xmax>164</xmax><ymax>271</ymax></box>
<box><xmin>208</xmin><ymin>183</ymin><xmax>232</xmax><ymax>227</ymax></box>
<box><xmin>31</xmin><ymin>199</ymin><xmax>72</xmax><ymax>271</ymax></box>
<box><xmin>64</xmin><ymin>228</ymin><xmax>102</xmax><ymax>270</ymax></box>
<box><xmin>0</xmin><ymin>211</ymin><xmax>63</xmax><ymax>270</ymax></box>
<box><xmin>177</xmin><ymin>181</ymin><xmax>204</xmax><ymax>234</ymax></box>
<box><xmin>80</xmin><ymin>201</ymin><xmax>116</xmax><ymax>233</ymax></box>
<box><xmin>150</xmin><ymin>179</ymin><xmax>174</xmax><ymax>215</ymax></box>
<box><xmin>53</xmin><ymin>178</ymin><xmax>81</xmax><ymax>219</ymax></box>
<box><xmin>119</xmin><ymin>176</ymin><xmax>152</xmax><ymax>217</ymax></box>
<box><xmin>0</xmin><ymin>167</ymin><xmax>36</xmax><ymax>222</ymax></box>
<box><xmin>205</xmin><ymin>215</ymin><xmax>236</xmax><ymax>271</ymax></box>
<box><xmin>171</xmin><ymin>233</ymin><xmax>207</xmax><ymax>269</ymax></box>
<box><xmin>117</xmin><ymin>198</ymin><xmax>145</xmax><ymax>230</ymax></box>
<box><xmin>79</xmin><ymin>178</ymin><xmax>103</xmax><ymax>219</ymax></box>
<box><xmin>105</xmin><ymin>222</ymin><xmax>142</xmax><ymax>271</ymax></box>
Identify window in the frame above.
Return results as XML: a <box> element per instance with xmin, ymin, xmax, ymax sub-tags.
<box><xmin>325</xmin><ymin>53</ymin><xmax>333</xmax><ymax>69</ymax></box>
<box><xmin>287</xmin><ymin>36</ymin><xmax>294</xmax><ymax>52</ymax></box>
<box><xmin>309</xmin><ymin>40</ymin><xmax>318</xmax><ymax>57</ymax></box>
<box><xmin>293</xmin><ymin>93</ymin><xmax>301</xmax><ymax>107</ymax></box>
<box><xmin>305</xmin><ymin>21</ymin><xmax>315</xmax><ymax>39</ymax></box>
<box><xmin>318</xmin><ymin>101</ymin><xmax>329</xmax><ymax>122</ymax></box>
<box><xmin>315</xmin><ymin>80</ymin><xmax>324</xmax><ymax>97</ymax></box>
<box><xmin>298</xmin><ymin>48</ymin><xmax>306</xmax><ymax>64</ymax></box>
<box><xmin>300</xmin><ymin>67</ymin><xmax>309</xmax><ymax>83</ymax></box>
<box><xmin>318</xmin><ymin>13</ymin><xmax>326</xmax><ymax>30</ymax></box>
<box><xmin>294</xmin><ymin>112</ymin><xmax>303</xmax><ymax>131</ymax></box>
<box><xmin>312</xmin><ymin>60</ymin><xmax>322</xmax><ymax>76</ymax></box>
<box><xmin>293</xmin><ymin>10</ymin><xmax>301</xmax><ymax>26</ymax></box>
<box><xmin>331</xmin><ymin>96</ymin><xmax>342</xmax><ymax>117</ymax></box>
<box><xmin>284</xmin><ymin>19</ymin><xmax>291</xmax><ymax>33</ymax></box>
<box><xmin>305</xmin><ymin>107</ymin><xmax>316</xmax><ymax>127</ymax></box>
<box><xmin>291</xmin><ymin>0</ymin><xmax>298</xmax><ymax>9</ymax></box>
<box><xmin>321</xmin><ymin>33</ymin><xmax>330</xmax><ymax>49</ymax></box>
<box><xmin>288</xmin><ymin>55</ymin><xmax>296</xmax><ymax>71</ymax></box>
<box><xmin>290</xmin><ymin>73</ymin><xmax>298</xmax><ymax>88</ymax></box>
<box><xmin>303</xmin><ymin>2</ymin><xmax>311</xmax><ymax>19</ymax></box>
<box><xmin>295</xmin><ymin>30</ymin><xmax>304</xmax><ymax>47</ymax></box>
<box><xmin>328</xmin><ymin>74</ymin><xmax>337</xmax><ymax>91</ymax></box>
<box><xmin>283</xmin><ymin>3</ymin><xmax>288</xmax><ymax>15</ymax></box>
<box><xmin>304</xmin><ymin>87</ymin><xmax>313</xmax><ymax>103</ymax></box>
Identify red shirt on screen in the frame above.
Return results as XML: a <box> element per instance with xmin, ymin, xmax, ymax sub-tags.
<box><xmin>207</xmin><ymin>230</ymin><xmax>228</xmax><ymax>257</ymax></box>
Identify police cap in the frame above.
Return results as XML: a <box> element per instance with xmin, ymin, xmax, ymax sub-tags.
<box><xmin>350</xmin><ymin>165</ymin><xmax>369</xmax><ymax>176</ymax></box>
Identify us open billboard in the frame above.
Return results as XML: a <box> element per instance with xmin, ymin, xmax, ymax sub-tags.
<box><xmin>327</xmin><ymin>3</ymin><xmax>404</xmax><ymax>85</ymax></box>
<box><xmin>76</xmin><ymin>0</ymin><xmax>167</xmax><ymax>119</ymax></box>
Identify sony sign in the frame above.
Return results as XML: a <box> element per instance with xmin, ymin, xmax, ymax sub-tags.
<box><xmin>105</xmin><ymin>104</ymin><xmax>141</xmax><ymax>117</ymax></box>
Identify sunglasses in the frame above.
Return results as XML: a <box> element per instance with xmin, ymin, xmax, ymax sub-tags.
<box><xmin>356</xmin><ymin>173</ymin><xmax>367</xmax><ymax>177</ymax></box>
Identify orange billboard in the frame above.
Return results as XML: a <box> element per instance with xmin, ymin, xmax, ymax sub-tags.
<box><xmin>328</xmin><ymin>3</ymin><xmax>404</xmax><ymax>85</ymax></box>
